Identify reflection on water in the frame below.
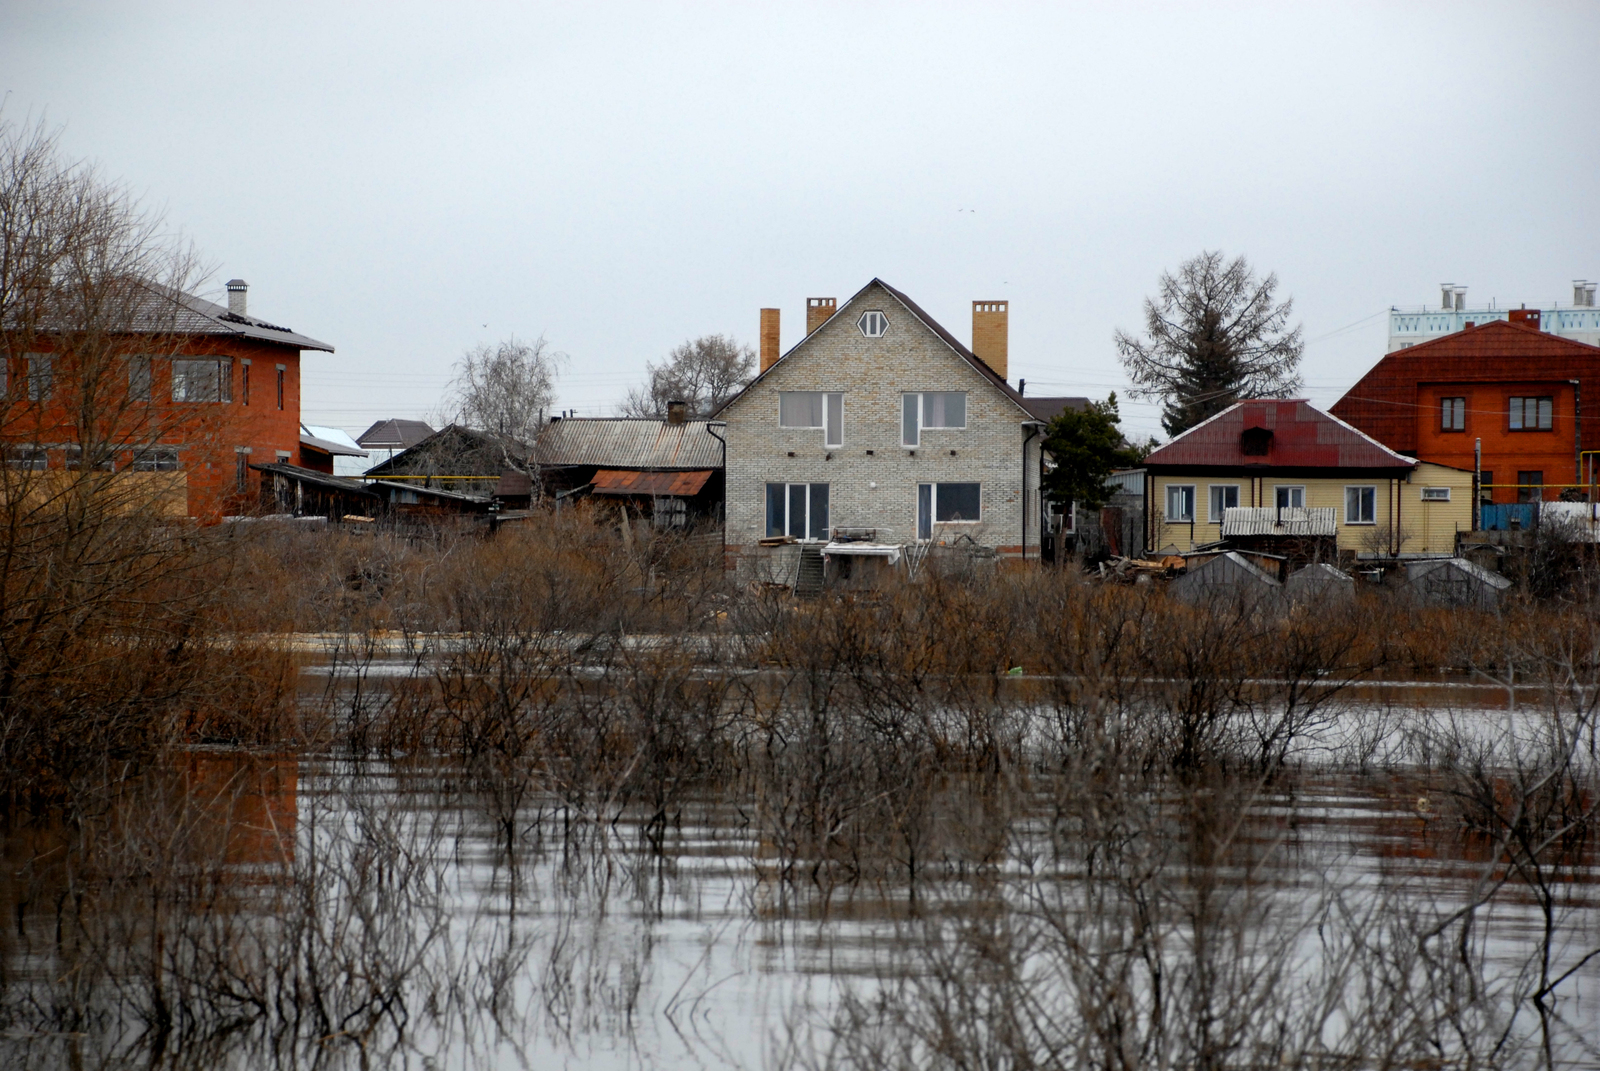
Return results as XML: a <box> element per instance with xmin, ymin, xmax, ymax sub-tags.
<box><xmin>1</xmin><ymin>703</ymin><xmax>1598</xmax><ymax>1069</ymax></box>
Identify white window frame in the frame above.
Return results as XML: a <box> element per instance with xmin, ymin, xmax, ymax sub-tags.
<box><xmin>171</xmin><ymin>356</ymin><xmax>234</xmax><ymax>404</ymax></box>
<box><xmin>778</xmin><ymin>391</ymin><xmax>844</xmax><ymax>447</ymax></box>
<box><xmin>1207</xmin><ymin>484</ymin><xmax>1239</xmax><ymax>523</ymax></box>
<box><xmin>1420</xmin><ymin>486</ymin><xmax>1451</xmax><ymax>502</ymax></box>
<box><xmin>1344</xmin><ymin>484</ymin><xmax>1377</xmax><ymax>524</ymax></box>
<box><xmin>901</xmin><ymin>392</ymin><xmax>968</xmax><ymax>447</ymax></box>
<box><xmin>1165</xmin><ymin>483</ymin><xmax>1196</xmax><ymax>522</ymax></box>
<box><xmin>765</xmin><ymin>481</ymin><xmax>830</xmax><ymax>542</ymax></box>
<box><xmin>857</xmin><ymin>310</ymin><xmax>889</xmax><ymax>338</ymax></box>
<box><xmin>916</xmin><ymin>482</ymin><xmax>983</xmax><ymax>540</ymax></box>
<box><xmin>25</xmin><ymin>353</ymin><xmax>52</xmax><ymax>401</ymax></box>
<box><xmin>1274</xmin><ymin>485</ymin><xmax>1306</xmax><ymax>510</ymax></box>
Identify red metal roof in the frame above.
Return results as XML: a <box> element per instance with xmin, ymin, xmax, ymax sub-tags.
<box><xmin>591</xmin><ymin>469</ymin><xmax>713</xmax><ymax>496</ymax></box>
<box><xmin>1144</xmin><ymin>400</ymin><xmax>1413</xmax><ymax>470</ymax></box>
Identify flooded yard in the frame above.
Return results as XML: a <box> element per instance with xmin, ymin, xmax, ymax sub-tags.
<box><xmin>3</xmin><ymin>667</ymin><xmax>1597</xmax><ymax>1070</ymax></box>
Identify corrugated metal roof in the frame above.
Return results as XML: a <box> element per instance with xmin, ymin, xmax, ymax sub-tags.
<box><xmin>591</xmin><ymin>469</ymin><xmax>714</xmax><ymax>496</ymax></box>
<box><xmin>1145</xmin><ymin>400</ymin><xmax>1414</xmax><ymax>470</ymax></box>
<box><xmin>1221</xmin><ymin>506</ymin><xmax>1337</xmax><ymax>537</ymax></box>
<box><xmin>535</xmin><ymin>418</ymin><xmax>724</xmax><ymax>470</ymax></box>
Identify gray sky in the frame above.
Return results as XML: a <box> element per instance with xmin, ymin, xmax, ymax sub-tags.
<box><xmin>4</xmin><ymin>1</ymin><xmax>1598</xmax><ymax>442</ymax></box>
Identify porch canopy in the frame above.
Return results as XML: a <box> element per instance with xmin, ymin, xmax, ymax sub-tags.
<box><xmin>822</xmin><ymin>542</ymin><xmax>902</xmax><ymax>565</ymax></box>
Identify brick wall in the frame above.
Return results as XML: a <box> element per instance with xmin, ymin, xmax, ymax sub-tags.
<box><xmin>721</xmin><ymin>281</ymin><xmax>1043</xmax><ymax>570</ymax></box>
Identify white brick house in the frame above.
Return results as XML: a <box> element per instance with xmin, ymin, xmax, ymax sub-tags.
<box><xmin>716</xmin><ymin>279</ymin><xmax>1069</xmax><ymax>576</ymax></box>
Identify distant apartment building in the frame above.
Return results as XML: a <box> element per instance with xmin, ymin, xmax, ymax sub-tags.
<box><xmin>1388</xmin><ymin>281</ymin><xmax>1600</xmax><ymax>352</ymax></box>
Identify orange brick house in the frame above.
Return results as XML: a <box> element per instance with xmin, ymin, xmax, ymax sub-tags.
<box><xmin>1330</xmin><ymin>319</ymin><xmax>1600</xmax><ymax>506</ymax></box>
<box><xmin>2</xmin><ymin>279</ymin><xmax>333</xmax><ymax>520</ymax></box>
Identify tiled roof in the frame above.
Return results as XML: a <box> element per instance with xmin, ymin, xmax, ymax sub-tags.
<box><xmin>1330</xmin><ymin>320</ymin><xmax>1600</xmax><ymax>455</ymax></box>
<box><xmin>138</xmin><ymin>283</ymin><xmax>334</xmax><ymax>351</ymax></box>
<box><xmin>1144</xmin><ymin>399</ymin><xmax>1414</xmax><ymax>470</ymax></box>
<box><xmin>535</xmin><ymin>418</ymin><xmax>724</xmax><ymax>470</ymax></box>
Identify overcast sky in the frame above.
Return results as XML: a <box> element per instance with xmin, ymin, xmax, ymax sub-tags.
<box><xmin>4</xmin><ymin>1</ymin><xmax>1597</xmax><ymax>441</ymax></box>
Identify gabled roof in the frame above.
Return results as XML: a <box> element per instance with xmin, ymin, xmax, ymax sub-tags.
<box><xmin>357</xmin><ymin>419</ymin><xmax>436</xmax><ymax>449</ymax></box>
<box><xmin>534</xmin><ymin>417</ymin><xmax>724</xmax><ymax>470</ymax></box>
<box><xmin>1377</xmin><ymin>317</ymin><xmax>1600</xmax><ymax>363</ymax></box>
<box><xmin>139</xmin><ymin>283</ymin><xmax>335</xmax><ymax>351</ymax></box>
<box><xmin>1144</xmin><ymin>399</ymin><xmax>1415</xmax><ymax>470</ymax></box>
<box><xmin>364</xmin><ymin>425</ymin><xmax>532</xmax><ymax>477</ymax></box>
<box><xmin>712</xmin><ymin>278</ymin><xmax>1031</xmax><ymax>419</ymax></box>
<box><xmin>1020</xmin><ymin>396</ymin><xmax>1090</xmax><ymax>422</ymax></box>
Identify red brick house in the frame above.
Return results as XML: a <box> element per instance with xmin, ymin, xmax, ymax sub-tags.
<box><xmin>1</xmin><ymin>279</ymin><xmax>333</xmax><ymax>520</ymax></box>
<box><xmin>1330</xmin><ymin>320</ymin><xmax>1600</xmax><ymax>505</ymax></box>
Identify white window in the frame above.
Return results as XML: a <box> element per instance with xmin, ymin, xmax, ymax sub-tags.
<box><xmin>128</xmin><ymin>355</ymin><xmax>152</xmax><ymax>403</ymax></box>
<box><xmin>917</xmin><ymin>482</ymin><xmax>981</xmax><ymax>539</ymax></box>
<box><xmin>1166</xmin><ymin>484</ymin><xmax>1195</xmax><ymax>522</ymax></box>
<box><xmin>130</xmin><ymin>446</ymin><xmax>180</xmax><ymax>471</ymax></box>
<box><xmin>1345</xmin><ymin>485</ymin><xmax>1377</xmax><ymax>524</ymax></box>
<box><xmin>4</xmin><ymin>446</ymin><xmax>47</xmax><ymax>470</ymax></box>
<box><xmin>765</xmin><ymin>482</ymin><xmax>829</xmax><ymax>541</ymax></box>
<box><xmin>779</xmin><ymin>391</ymin><xmax>843</xmax><ymax>446</ymax></box>
<box><xmin>857</xmin><ymin>310</ymin><xmax>889</xmax><ymax>338</ymax></box>
<box><xmin>1207</xmin><ymin>484</ymin><xmax>1239</xmax><ymax>523</ymax></box>
<box><xmin>901</xmin><ymin>392</ymin><xmax>967</xmax><ymax>446</ymax></box>
<box><xmin>1421</xmin><ymin>486</ymin><xmax>1451</xmax><ymax>502</ymax></box>
<box><xmin>172</xmin><ymin>357</ymin><xmax>233</xmax><ymax>403</ymax></box>
<box><xmin>26</xmin><ymin>353</ymin><xmax>52</xmax><ymax>401</ymax></box>
<box><xmin>1275</xmin><ymin>485</ymin><xmax>1305</xmax><ymax>509</ymax></box>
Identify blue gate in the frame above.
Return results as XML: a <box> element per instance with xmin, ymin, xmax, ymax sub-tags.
<box><xmin>1479</xmin><ymin>503</ymin><xmax>1537</xmax><ymax>531</ymax></box>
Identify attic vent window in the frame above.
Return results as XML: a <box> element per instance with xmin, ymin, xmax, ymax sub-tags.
<box><xmin>858</xmin><ymin>310</ymin><xmax>888</xmax><ymax>338</ymax></box>
<box><xmin>1240</xmin><ymin>427</ymin><xmax>1273</xmax><ymax>456</ymax></box>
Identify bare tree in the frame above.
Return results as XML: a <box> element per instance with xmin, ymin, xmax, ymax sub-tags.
<box><xmin>620</xmin><ymin>334</ymin><xmax>754</xmax><ymax>418</ymax></box>
<box><xmin>447</xmin><ymin>335</ymin><xmax>563</xmax><ymax>443</ymax></box>
<box><xmin>1116</xmin><ymin>251</ymin><xmax>1304</xmax><ymax>436</ymax></box>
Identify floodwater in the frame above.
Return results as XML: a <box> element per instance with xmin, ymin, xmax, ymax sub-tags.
<box><xmin>3</xmin><ymin>664</ymin><xmax>1599</xmax><ymax>1070</ymax></box>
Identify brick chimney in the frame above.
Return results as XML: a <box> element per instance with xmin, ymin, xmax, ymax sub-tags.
<box><xmin>226</xmin><ymin>278</ymin><xmax>248</xmax><ymax>317</ymax></box>
<box><xmin>972</xmin><ymin>300</ymin><xmax>1008</xmax><ymax>381</ymax></box>
<box><xmin>760</xmin><ymin>308</ymin><xmax>781</xmax><ymax>373</ymax></box>
<box><xmin>666</xmin><ymin>399</ymin><xmax>688</xmax><ymax>425</ymax></box>
<box><xmin>806</xmin><ymin>297</ymin><xmax>836</xmax><ymax>335</ymax></box>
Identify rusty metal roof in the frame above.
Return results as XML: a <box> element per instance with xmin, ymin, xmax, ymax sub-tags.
<box><xmin>535</xmin><ymin>418</ymin><xmax>724</xmax><ymax>470</ymax></box>
<box><xmin>1145</xmin><ymin>400</ymin><xmax>1414</xmax><ymax>470</ymax></box>
<box><xmin>591</xmin><ymin>469</ymin><xmax>714</xmax><ymax>496</ymax></box>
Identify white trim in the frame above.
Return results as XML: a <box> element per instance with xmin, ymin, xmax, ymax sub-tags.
<box><xmin>1165</xmin><ymin>482</ymin><xmax>1196</xmax><ymax>522</ymax></box>
<box><xmin>1421</xmin><ymin>486</ymin><xmax>1451</xmax><ymax>502</ymax></box>
<box><xmin>1274</xmin><ymin>484</ymin><xmax>1306</xmax><ymax>509</ymax></box>
<box><xmin>1207</xmin><ymin>483</ymin><xmax>1240</xmax><ymax>523</ymax></box>
<box><xmin>1344</xmin><ymin>484</ymin><xmax>1377</xmax><ymax>524</ymax></box>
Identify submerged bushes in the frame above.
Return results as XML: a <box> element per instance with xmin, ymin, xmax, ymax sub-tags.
<box><xmin>3</xmin><ymin>511</ymin><xmax>1600</xmax><ymax>1067</ymax></box>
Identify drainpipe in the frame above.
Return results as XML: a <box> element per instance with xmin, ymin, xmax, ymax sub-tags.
<box><xmin>1474</xmin><ymin>437</ymin><xmax>1482</xmax><ymax>532</ymax></box>
<box><xmin>1022</xmin><ymin>421</ymin><xmax>1045</xmax><ymax>561</ymax></box>
<box><xmin>1572</xmin><ymin>379</ymin><xmax>1581</xmax><ymax>496</ymax></box>
<box><xmin>706</xmin><ymin>421</ymin><xmax>728</xmax><ymax>568</ymax></box>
